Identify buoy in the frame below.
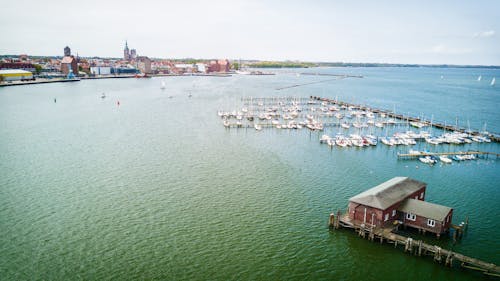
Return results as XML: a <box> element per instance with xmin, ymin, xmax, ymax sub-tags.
<box><xmin>117</xmin><ymin>100</ymin><xmax>120</xmax><ymax>106</ymax></box>
<box><xmin>54</xmin><ymin>98</ymin><xmax>57</xmax><ymax>103</ymax></box>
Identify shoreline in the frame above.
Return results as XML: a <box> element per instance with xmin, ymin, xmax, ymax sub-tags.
<box><xmin>0</xmin><ymin>73</ymin><xmax>233</xmax><ymax>87</ymax></box>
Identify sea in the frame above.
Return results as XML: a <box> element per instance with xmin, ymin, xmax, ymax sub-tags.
<box><xmin>0</xmin><ymin>67</ymin><xmax>499</xmax><ymax>280</ymax></box>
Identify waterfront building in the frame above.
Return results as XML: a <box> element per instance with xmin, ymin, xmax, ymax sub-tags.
<box><xmin>398</xmin><ymin>198</ymin><xmax>453</xmax><ymax>235</ymax></box>
<box><xmin>347</xmin><ymin>177</ymin><xmax>453</xmax><ymax>236</ymax></box>
<box><xmin>90</xmin><ymin>66</ymin><xmax>111</xmax><ymax>75</ymax></box>
<box><xmin>136</xmin><ymin>56</ymin><xmax>152</xmax><ymax>74</ymax></box>
<box><xmin>130</xmin><ymin>49</ymin><xmax>137</xmax><ymax>60</ymax></box>
<box><xmin>111</xmin><ymin>67</ymin><xmax>138</xmax><ymax>75</ymax></box>
<box><xmin>174</xmin><ymin>64</ymin><xmax>196</xmax><ymax>73</ymax></box>
<box><xmin>0</xmin><ymin>69</ymin><xmax>33</xmax><ymax>81</ymax></box>
<box><xmin>0</xmin><ymin>62</ymin><xmax>36</xmax><ymax>72</ymax></box>
<box><xmin>60</xmin><ymin>56</ymin><xmax>78</xmax><ymax>76</ymax></box>
<box><xmin>124</xmin><ymin>41</ymin><xmax>130</xmax><ymax>61</ymax></box>
<box><xmin>64</xmin><ymin>46</ymin><xmax>71</xmax><ymax>57</ymax></box>
<box><xmin>207</xmin><ymin>59</ymin><xmax>230</xmax><ymax>72</ymax></box>
<box><xmin>196</xmin><ymin>63</ymin><xmax>207</xmax><ymax>73</ymax></box>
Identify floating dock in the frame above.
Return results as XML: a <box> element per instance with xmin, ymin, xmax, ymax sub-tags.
<box><xmin>311</xmin><ymin>96</ymin><xmax>500</xmax><ymax>142</ymax></box>
<box><xmin>397</xmin><ymin>150</ymin><xmax>500</xmax><ymax>159</ymax></box>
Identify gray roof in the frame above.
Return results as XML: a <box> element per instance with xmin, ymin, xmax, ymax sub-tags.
<box><xmin>349</xmin><ymin>177</ymin><xmax>426</xmax><ymax>210</ymax></box>
<box><xmin>398</xmin><ymin>199</ymin><xmax>452</xmax><ymax>221</ymax></box>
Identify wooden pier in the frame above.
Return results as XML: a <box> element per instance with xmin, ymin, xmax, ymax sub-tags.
<box><xmin>397</xmin><ymin>150</ymin><xmax>500</xmax><ymax>159</ymax></box>
<box><xmin>311</xmin><ymin>96</ymin><xmax>500</xmax><ymax>142</ymax></box>
<box><xmin>329</xmin><ymin>212</ymin><xmax>500</xmax><ymax>277</ymax></box>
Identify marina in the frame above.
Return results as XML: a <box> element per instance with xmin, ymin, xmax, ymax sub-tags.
<box><xmin>219</xmin><ymin>95</ymin><xmax>498</xmax><ymax>166</ymax></box>
<box><xmin>1</xmin><ymin>67</ymin><xmax>498</xmax><ymax>280</ymax></box>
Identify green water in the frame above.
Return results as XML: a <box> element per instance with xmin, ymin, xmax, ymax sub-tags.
<box><xmin>1</xmin><ymin>68</ymin><xmax>499</xmax><ymax>280</ymax></box>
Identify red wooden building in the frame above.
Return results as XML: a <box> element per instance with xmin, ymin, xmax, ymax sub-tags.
<box><xmin>347</xmin><ymin>177</ymin><xmax>453</xmax><ymax>236</ymax></box>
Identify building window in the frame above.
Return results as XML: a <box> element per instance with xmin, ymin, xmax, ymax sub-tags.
<box><xmin>392</xmin><ymin>209</ymin><xmax>396</xmax><ymax>217</ymax></box>
<box><xmin>384</xmin><ymin>213</ymin><xmax>389</xmax><ymax>221</ymax></box>
<box><xmin>427</xmin><ymin>219</ymin><xmax>436</xmax><ymax>227</ymax></box>
<box><xmin>420</xmin><ymin>192</ymin><xmax>424</xmax><ymax>199</ymax></box>
<box><xmin>406</xmin><ymin>213</ymin><xmax>416</xmax><ymax>221</ymax></box>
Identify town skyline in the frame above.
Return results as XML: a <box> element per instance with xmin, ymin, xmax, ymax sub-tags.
<box><xmin>1</xmin><ymin>0</ymin><xmax>500</xmax><ymax>65</ymax></box>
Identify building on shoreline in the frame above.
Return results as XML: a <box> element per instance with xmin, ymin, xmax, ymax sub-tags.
<box><xmin>0</xmin><ymin>69</ymin><xmax>34</xmax><ymax>81</ymax></box>
<box><xmin>136</xmin><ymin>56</ymin><xmax>152</xmax><ymax>74</ymax></box>
<box><xmin>61</xmin><ymin>56</ymin><xmax>78</xmax><ymax>76</ymax></box>
<box><xmin>0</xmin><ymin>62</ymin><xmax>36</xmax><ymax>72</ymax></box>
<box><xmin>347</xmin><ymin>177</ymin><xmax>453</xmax><ymax>237</ymax></box>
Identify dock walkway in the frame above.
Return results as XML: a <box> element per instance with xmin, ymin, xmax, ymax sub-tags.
<box><xmin>311</xmin><ymin>96</ymin><xmax>500</xmax><ymax>142</ymax></box>
<box><xmin>398</xmin><ymin>151</ymin><xmax>500</xmax><ymax>159</ymax></box>
<box><xmin>331</xmin><ymin>213</ymin><xmax>500</xmax><ymax>277</ymax></box>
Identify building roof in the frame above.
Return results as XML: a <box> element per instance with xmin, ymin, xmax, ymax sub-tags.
<box><xmin>398</xmin><ymin>199</ymin><xmax>452</xmax><ymax>221</ymax></box>
<box><xmin>349</xmin><ymin>177</ymin><xmax>426</xmax><ymax>210</ymax></box>
<box><xmin>0</xmin><ymin>69</ymin><xmax>33</xmax><ymax>75</ymax></box>
<box><xmin>61</xmin><ymin>56</ymin><xmax>74</xmax><ymax>64</ymax></box>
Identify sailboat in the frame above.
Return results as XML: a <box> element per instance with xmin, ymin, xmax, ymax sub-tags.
<box><xmin>160</xmin><ymin>81</ymin><xmax>166</xmax><ymax>90</ymax></box>
<box><xmin>491</xmin><ymin>77</ymin><xmax>496</xmax><ymax>86</ymax></box>
<box><xmin>477</xmin><ymin>75</ymin><xmax>482</xmax><ymax>81</ymax></box>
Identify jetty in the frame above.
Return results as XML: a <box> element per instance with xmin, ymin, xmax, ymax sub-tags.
<box><xmin>398</xmin><ymin>150</ymin><xmax>500</xmax><ymax>159</ymax></box>
<box><xmin>330</xmin><ymin>214</ymin><xmax>499</xmax><ymax>277</ymax></box>
<box><xmin>310</xmin><ymin>96</ymin><xmax>500</xmax><ymax>142</ymax></box>
<box><xmin>300</xmin><ymin>72</ymin><xmax>363</xmax><ymax>78</ymax></box>
<box><xmin>330</xmin><ymin>177</ymin><xmax>500</xmax><ymax>277</ymax></box>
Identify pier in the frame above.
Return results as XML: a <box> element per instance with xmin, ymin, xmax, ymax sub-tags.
<box><xmin>311</xmin><ymin>96</ymin><xmax>500</xmax><ymax>142</ymax></box>
<box><xmin>397</xmin><ymin>150</ymin><xmax>500</xmax><ymax>159</ymax></box>
<box><xmin>300</xmin><ymin>72</ymin><xmax>363</xmax><ymax>78</ymax></box>
<box><xmin>330</xmin><ymin>212</ymin><xmax>500</xmax><ymax>277</ymax></box>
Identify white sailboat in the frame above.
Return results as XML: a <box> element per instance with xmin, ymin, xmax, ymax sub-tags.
<box><xmin>491</xmin><ymin>77</ymin><xmax>496</xmax><ymax>86</ymax></box>
<box><xmin>160</xmin><ymin>80</ymin><xmax>166</xmax><ymax>90</ymax></box>
<box><xmin>439</xmin><ymin>156</ymin><xmax>452</xmax><ymax>164</ymax></box>
<box><xmin>477</xmin><ymin>75</ymin><xmax>482</xmax><ymax>81</ymax></box>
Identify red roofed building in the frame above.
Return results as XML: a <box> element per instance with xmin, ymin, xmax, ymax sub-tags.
<box><xmin>0</xmin><ymin>62</ymin><xmax>36</xmax><ymax>72</ymax></box>
<box><xmin>61</xmin><ymin>56</ymin><xmax>78</xmax><ymax>76</ymax></box>
<box><xmin>207</xmin><ymin>59</ymin><xmax>230</xmax><ymax>73</ymax></box>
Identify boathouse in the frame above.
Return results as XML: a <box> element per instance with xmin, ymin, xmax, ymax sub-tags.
<box><xmin>348</xmin><ymin>177</ymin><xmax>426</xmax><ymax>228</ymax></box>
<box><xmin>347</xmin><ymin>177</ymin><xmax>453</xmax><ymax>235</ymax></box>
<box><xmin>398</xmin><ymin>199</ymin><xmax>453</xmax><ymax>236</ymax></box>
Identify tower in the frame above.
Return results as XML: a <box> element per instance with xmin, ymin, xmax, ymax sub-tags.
<box><xmin>64</xmin><ymin>46</ymin><xmax>71</xmax><ymax>57</ymax></box>
<box><xmin>124</xmin><ymin>41</ymin><xmax>130</xmax><ymax>61</ymax></box>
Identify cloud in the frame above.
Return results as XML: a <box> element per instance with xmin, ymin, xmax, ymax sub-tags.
<box><xmin>474</xmin><ymin>30</ymin><xmax>495</xmax><ymax>38</ymax></box>
<box><xmin>431</xmin><ymin>44</ymin><xmax>446</xmax><ymax>53</ymax></box>
<box><xmin>430</xmin><ymin>44</ymin><xmax>471</xmax><ymax>55</ymax></box>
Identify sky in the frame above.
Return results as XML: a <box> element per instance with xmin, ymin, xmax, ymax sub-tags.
<box><xmin>1</xmin><ymin>0</ymin><xmax>499</xmax><ymax>65</ymax></box>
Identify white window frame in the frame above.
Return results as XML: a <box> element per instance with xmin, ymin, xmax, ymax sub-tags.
<box><xmin>392</xmin><ymin>209</ymin><xmax>396</xmax><ymax>217</ymax></box>
<box><xmin>384</xmin><ymin>213</ymin><xmax>389</xmax><ymax>221</ymax></box>
<box><xmin>420</xmin><ymin>192</ymin><xmax>424</xmax><ymax>199</ymax></box>
<box><xmin>406</xmin><ymin>213</ymin><xmax>416</xmax><ymax>221</ymax></box>
<box><xmin>427</xmin><ymin>219</ymin><xmax>436</xmax><ymax>227</ymax></box>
